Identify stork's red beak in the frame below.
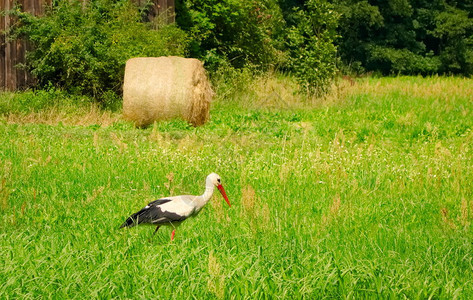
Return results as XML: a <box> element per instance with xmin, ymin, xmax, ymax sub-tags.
<box><xmin>217</xmin><ymin>184</ymin><xmax>231</xmax><ymax>207</ymax></box>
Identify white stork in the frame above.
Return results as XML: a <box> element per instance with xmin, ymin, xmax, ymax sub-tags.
<box><xmin>120</xmin><ymin>173</ymin><xmax>231</xmax><ymax>240</ymax></box>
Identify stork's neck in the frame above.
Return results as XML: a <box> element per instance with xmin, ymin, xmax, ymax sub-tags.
<box><xmin>202</xmin><ymin>185</ymin><xmax>215</xmax><ymax>202</ymax></box>
<box><xmin>194</xmin><ymin>180</ymin><xmax>215</xmax><ymax>211</ymax></box>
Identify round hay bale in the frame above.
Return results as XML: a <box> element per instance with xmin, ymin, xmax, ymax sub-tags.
<box><xmin>123</xmin><ymin>56</ymin><xmax>212</xmax><ymax>127</ymax></box>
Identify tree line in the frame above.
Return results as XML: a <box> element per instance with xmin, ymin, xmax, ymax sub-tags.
<box><xmin>8</xmin><ymin>0</ymin><xmax>472</xmax><ymax>103</ymax></box>
<box><xmin>174</xmin><ymin>0</ymin><xmax>473</xmax><ymax>76</ymax></box>
<box><xmin>332</xmin><ymin>0</ymin><xmax>473</xmax><ymax>75</ymax></box>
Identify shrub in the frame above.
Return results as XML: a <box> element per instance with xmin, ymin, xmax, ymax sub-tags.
<box><xmin>10</xmin><ymin>0</ymin><xmax>188</xmax><ymax>102</ymax></box>
<box><xmin>176</xmin><ymin>0</ymin><xmax>286</xmax><ymax>71</ymax></box>
<box><xmin>285</xmin><ymin>0</ymin><xmax>339</xmax><ymax>95</ymax></box>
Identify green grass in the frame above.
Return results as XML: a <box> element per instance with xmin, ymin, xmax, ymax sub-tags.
<box><xmin>1</xmin><ymin>76</ymin><xmax>472</xmax><ymax>298</ymax></box>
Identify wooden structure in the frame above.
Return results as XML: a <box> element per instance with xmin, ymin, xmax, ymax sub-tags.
<box><xmin>0</xmin><ymin>0</ymin><xmax>175</xmax><ymax>91</ymax></box>
<box><xmin>0</xmin><ymin>0</ymin><xmax>49</xmax><ymax>90</ymax></box>
<box><xmin>137</xmin><ymin>0</ymin><xmax>175</xmax><ymax>24</ymax></box>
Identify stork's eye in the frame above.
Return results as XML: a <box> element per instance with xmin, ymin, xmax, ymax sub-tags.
<box><xmin>217</xmin><ymin>178</ymin><xmax>221</xmax><ymax>183</ymax></box>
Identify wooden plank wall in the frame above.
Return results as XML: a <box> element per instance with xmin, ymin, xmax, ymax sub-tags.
<box><xmin>0</xmin><ymin>0</ymin><xmax>50</xmax><ymax>90</ymax></box>
<box><xmin>136</xmin><ymin>0</ymin><xmax>175</xmax><ymax>24</ymax></box>
<box><xmin>157</xmin><ymin>0</ymin><xmax>175</xmax><ymax>23</ymax></box>
<box><xmin>0</xmin><ymin>0</ymin><xmax>175</xmax><ymax>91</ymax></box>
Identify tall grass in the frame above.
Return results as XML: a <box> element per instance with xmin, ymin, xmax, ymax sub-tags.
<box><xmin>0</xmin><ymin>76</ymin><xmax>472</xmax><ymax>298</ymax></box>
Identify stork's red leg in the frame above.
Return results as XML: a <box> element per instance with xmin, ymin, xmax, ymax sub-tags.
<box><xmin>153</xmin><ymin>225</ymin><xmax>161</xmax><ymax>235</ymax></box>
<box><xmin>171</xmin><ymin>229</ymin><xmax>176</xmax><ymax>241</ymax></box>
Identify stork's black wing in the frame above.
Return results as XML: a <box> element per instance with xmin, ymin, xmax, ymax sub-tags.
<box><xmin>120</xmin><ymin>198</ymin><xmax>188</xmax><ymax>228</ymax></box>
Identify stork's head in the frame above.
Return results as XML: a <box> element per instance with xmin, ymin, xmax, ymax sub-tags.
<box><xmin>207</xmin><ymin>173</ymin><xmax>231</xmax><ymax>207</ymax></box>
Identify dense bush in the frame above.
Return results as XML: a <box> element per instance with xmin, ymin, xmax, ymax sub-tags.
<box><xmin>10</xmin><ymin>0</ymin><xmax>188</xmax><ymax>102</ymax></box>
<box><xmin>175</xmin><ymin>0</ymin><xmax>287</xmax><ymax>70</ymax></box>
<box><xmin>177</xmin><ymin>0</ymin><xmax>339</xmax><ymax>94</ymax></box>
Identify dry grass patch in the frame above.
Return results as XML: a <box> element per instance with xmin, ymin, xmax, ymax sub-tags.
<box><xmin>207</xmin><ymin>251</ymin><xmax>225</xmax><ymax>299</ymax></box>
<box><xmin>230</xmin><ymin>73</ymin><xmax>362</xmax><ymax>109</ymax></box>
<box><xmin>321</xmin><ymin>193</ymin><xmax>342</xmax><ymax>227</ymax></box>
<box><xmin>240</xmin><ymin>185</ymin><xmax>270</xmax><ymax>233</ymax></box>
<box><xmin>345</xmin><ymin>76</ymin><xmax>473</xmax><ymax>100</ymax></box>
<box><xmin>1</xmin><ymin>104</ymin><xmax>121</xmax><ymax>126</ymax></box>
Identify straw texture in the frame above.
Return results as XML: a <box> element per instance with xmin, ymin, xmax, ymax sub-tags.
<box><xmin>123</xmin><ymin>57</ymin><xmax>212</xmax><ymax>127</ymax></box>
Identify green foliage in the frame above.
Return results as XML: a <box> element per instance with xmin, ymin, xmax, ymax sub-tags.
<box><xmin>286</xmin><ymin>0</ymin><xmax>339</xmax><ymax>94</ymax></box>
<box><xmin>9</xmin><ymin>0</ymin><xmax>340</xmax><ymax>99</ymax></box>
<box><xmin>176</xmin><ymin>0</ymin><xmax>286</xmax><ymax>70</ymax></box>
<box><xmin>177</xmin><ymin>0</ymin><xmax>339</xmax><ymax>95</ymax></box>
<box><xmin>368</xmin><ymin>46</ymin><xmax>441</xmax><ymax>74</ymax></box>
<box><xmin>431</xmin><ymin>7</ymin><xmax>473</xmax><ymax>74</ymax></box>
<box><xmin>10</xmin><ymin>0</ymin><xmax>188</xmax><ymax>101</ymax></box>
<box><xmin>333</xmin><ymin>0</ymin><xmax>473</xmax><ymax>76</ymax></box>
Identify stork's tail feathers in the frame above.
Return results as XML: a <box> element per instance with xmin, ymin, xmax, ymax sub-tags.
<box><xmin>120</xmin><ymin>211</ymin><xmax>142</xmax><ymax>228</ymax></box>
<box><xmin>120</xmin><ymin>216</ymin><xmax>136</xmax><ymax>228</ymax></box>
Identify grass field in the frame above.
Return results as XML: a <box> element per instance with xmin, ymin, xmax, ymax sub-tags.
<box><xmin>1</xmin><ymin>76</ymin><xmax>472</xmax><ymax>298</ymax></box>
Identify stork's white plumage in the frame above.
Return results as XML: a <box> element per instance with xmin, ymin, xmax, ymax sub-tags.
<box><xmin>120</xmin><ymin>173</ymin><xmax>230</xmax><ymax>240</ymax></box>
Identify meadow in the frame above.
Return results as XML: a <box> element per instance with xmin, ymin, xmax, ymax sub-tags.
<box><xmin>0</xmin><ymin>76</ymin><xmax>472</xmax><ymax>298</ymax></box>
